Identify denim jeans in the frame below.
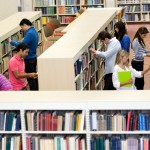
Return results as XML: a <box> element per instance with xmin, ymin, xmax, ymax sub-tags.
<box><xmin>25</xmin><ymin>58</ymin><xmax>38</xmax><ymax>91</ymax></box>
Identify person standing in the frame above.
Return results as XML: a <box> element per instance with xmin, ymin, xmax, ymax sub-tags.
<box><xmin>131</xmin><ymin>27</ymin><xmax>150</xmax><ymax>90</ymax></box>
<box><xmin>90</xmin><ymin>31</ymin><xmax>121</xmax><ymax>90</ymax></box>
<box><xmin>114</xmin><ymin>21</ymin><xmax>130</xmax><ymax>52</ymax></box>
<box><xmin>8</xmin><ymin>43</ymin><xmax>38</xmax><ymax>91</ymax></box>
<box><xmin>113</xmin><ymin>50</ymin><xmax>150</xmax><ymax>90</ymax></box>
<box><xmin>9</xmin><ymin>18</ymin><xmax>38</xmax><ymax>90</ymax></box>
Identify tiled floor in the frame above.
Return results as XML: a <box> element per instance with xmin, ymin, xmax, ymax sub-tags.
<box><xmin>127</xmin><ymin>24</ymin><xmax>150</xmax><ymax>90</ymax></box>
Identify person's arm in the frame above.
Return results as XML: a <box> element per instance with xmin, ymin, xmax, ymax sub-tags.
<box><xmin>90</xmin><ymin>40</ymin><xmax>121</xmax><ymax>59</ymax></box>
<box><xmin>129</xmin><ymin>65</ymin><xmax>150</xmax><ymax>78</ymax></box>
<box><xmin>141</xmin><ymin>65</ymin><xmax>150</xmax><ymax>75</ymax></box>
<box><xmin>12</xmin><ymin>70</ymin><xmax>38</xmax><ymax>79</ymax></box>
<box><xmin>9</xmin><ymin>60</ymin><xmax>38</xmax><ymax>79</ymax></box>
<box><xmin>9</xmin><ymin>32</ymin><xmax>31</xmax><ymax>46</ymax></box>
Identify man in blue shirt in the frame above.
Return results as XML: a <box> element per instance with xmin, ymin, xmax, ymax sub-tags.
<box><xmin>9</xmin><ymin>18</ymin><xmax>38</xmax><ymax>90</ymax></box>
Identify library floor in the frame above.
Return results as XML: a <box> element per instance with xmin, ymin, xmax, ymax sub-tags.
<box><xmin>128</xmin><ymin>24</ymin><xmax>150</xmax><ymax>90</ymax></box>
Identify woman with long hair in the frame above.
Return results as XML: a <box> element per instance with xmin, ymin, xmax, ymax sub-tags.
<box><xmin>112</xmin><ymin>50</ymin><xmax>150</xmax><ymax>90</ymax></box>
<box><xmin>131</xmin><ymin>26</ymin><xmax>150</xmax><ymax>90</ymax></box>
<box><xmin>114</xmin><ymin>21</ymin><xmax>130</xmax><ymax>52</ymax></box>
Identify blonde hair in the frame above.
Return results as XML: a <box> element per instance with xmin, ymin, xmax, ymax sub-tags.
<box><xmin>115</xmin><ymin>50</ymin><xmax>129</xmax><ymax>66</ymax></box>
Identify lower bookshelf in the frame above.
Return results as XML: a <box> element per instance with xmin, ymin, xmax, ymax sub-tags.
<box><xmin>0</xmin><ymin>91</ymin><xmax>150</xmax><ymax>150</ymax></box>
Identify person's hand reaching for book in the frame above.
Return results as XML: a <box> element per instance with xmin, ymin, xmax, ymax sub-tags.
<box><xmin>90</xmin><ymin>48</ymin><xmax>96</xmax><ymax>54</ymax></box>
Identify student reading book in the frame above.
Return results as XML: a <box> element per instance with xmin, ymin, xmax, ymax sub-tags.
<box><xmin>113</xmin><ymin>50</ymin><xmax>150</xmax><ymax>90</ymax></box>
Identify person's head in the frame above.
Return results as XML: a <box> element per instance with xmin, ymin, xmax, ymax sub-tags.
<box><xmin>133</xmin><ymin>26</ymin><xmax>149</xmax><ymax>47</ymax></box>
<box><xmin>98</xmin><ymin>31</ymin><xmax>111</xmax><ymax>44</ymax></box>
<box><xmin>19</xmin><ymin>18</ymin><xmax>32</xmax><ymax>31</ymax></box>
<box><xmin>16</xmin><ymin>43</ymin><xmax>29</xmax><ymax>58</ymax></box>
<box><xmin>115</xmin><ymin>50</ymin><xmax>129</xmax><ymax>66</ymax></box>
<box><xmin>114</xmin><ymin>21</ymin><xmax>127</xmax><ymax>41</ymax></box>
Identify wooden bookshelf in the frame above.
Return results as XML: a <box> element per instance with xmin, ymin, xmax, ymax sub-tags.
<box><xmin>62</xmin><ymin>7</ymin><xmax>122</xmax><ymax>33</ymax></box>
<box><xmin>116</xmin><ymin>0</ymin><xmax>150</xmax><ymax>23</ymax></box>
<box><xmin>38</xmin><ymin>8</ymin><xmax>119</xmax><ymax>91</ymax></box>
<box><xmin>0</xmin><ymin>90</ymin><xmax>150</xmax><ymax>149</ymax></box>
<box><xmin>0</xmin><ymin>11</ymin><xmax>43</xmax><ymax>76</ymax></box>
<box><xmin>32</xmin><ymin>0</ymin><xmax>105</xmax><ymax>25</ymax></box>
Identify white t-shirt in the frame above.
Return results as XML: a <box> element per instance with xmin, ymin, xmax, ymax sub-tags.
<box><xmin>112</xmin><ymin>65</ymin><xmax>143</xmax><ymax>90</ymax></box>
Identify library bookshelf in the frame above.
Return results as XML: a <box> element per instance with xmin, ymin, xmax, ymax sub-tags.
<box><xmin>0</xmin><ymin>90</ymin><xmax>150</xmax><ymax>149</ymax></box>
<box><xmin>38</xmin><ymin>8</ymin><xmax>119</xmax><ymax>91</ymax></box>
<box><xmin>0</xmin><ymin>11</ymin><xmax>43</xmax><ymax>76</ymax></box>
<box><xmin>32</xmin><ymin>0</ymin><xmax>105</xmax><ymax>25</ymax></box>
<box><xmin>116</xmin><ymin>0</ymin><xmax>150</xmax><ymax>23</ymax></box>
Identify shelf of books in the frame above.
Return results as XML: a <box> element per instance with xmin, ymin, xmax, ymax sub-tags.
<box><xmin>33</xmin><ymin>0</ymin><xmax>105</xmax><ymax>25</ymax></box>
<box><xmin>38</xmin><ymin>8</ymin><xmax>118</xmax><ymax>91</ymax></box>
<box><xmin>117</xmin><ymin>0</ymin><xmax>150</xmax><ymax>23</ymax></box>
<box><xmin>0</xmin><ymin>90</ymin><xmax>150</xmax><ymax>149</ymax></box>
<box><xmin>0</xmin><ymin>11</ymin><xmax>43</xmax><ymax>77</ymax></box>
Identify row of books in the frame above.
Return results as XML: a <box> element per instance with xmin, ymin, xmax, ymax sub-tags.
<box><xmin>125</xmin><ymin>13</ymin><xmax>150</xmax><ymax>21</ymax></box>
<box><xmin>35</xmin><ymin>0</ymin><xmax>103</xmax><ymax>6</ymax></box>
<box><xmin>35</xmin><ymin>7</ymin><xmax>56</xmax><ymax>15</ymax></box>
<box><xmin>90</xmin><ymin>111</ymin><xmax>150</xmax><ymax>131</ymax></box>
<box><xmin>142</xmin><ymin>5</ymin><xmax>150</xmax><ymax>11</ymax></box>
<box><xmin>58</xmin><ymin>16</ymin><xmax>75</xmax><ymax>23</ymax></box>
<box><xmin>0</xmin><ymin>135</ymin><xmax>21</xmax><ymax>150</ymax></box>
<box><xmin>125</xmin><ymin>13</ymin><xmax>141</xmax><ymax>21</ymax></box>
<box><xmin>125</xmin><ymin>5</ymin><xmax>140</xmax><ymax>12</ymax></box>
<box><xmin>0</xmin><ymin>111</ymin><xmax>21</xmax><ymax>131</ymax></box>
<box><xmin>91</xmin><ymin>135</ymin><xmax>150</xmax><ymax>150</ymax></box>
<box><xmin>0</xmin><ymin>32</ymin><xmax>23</xmax><ymax>58</ymax></box>
<box><xmin>117</xmin><ymin>0</ymin><xmax>140</xmax><ymax>4</ymax></box>
<box><xmin>0</xmin><ymin>42</ymin><xmax>11</xmax><ymax>58</ymax></box>
<box><xmin>80</xmin><ymin>0</ymin><xmax>103</xmax><ymax>5</ymax></box>
<box><xmin>35</xmin><ymin>0</ymin><xmax>55</xmax><ymax>6</ymax></box>
<box><xmin>26</xmin><ymin>135</ymin><xmax>86</xmax><ymax>150</ymax></box>
<box><xmin>25</xmin><ymin>110</ymin><xmax>85</xmax><ymax>131</ymax></box>
<box><xmin>57</xmin><ymin>6</ymin><xmax>79</xmax><ymax>14</ymax></box>
<box><xmin>42</xmin><ymin>16</ymin><xmax>57</xmax><ymax>24</ymax></box>
<box><xmin>34</xmin><ymin>19</ymin><xmax>42</xmax><ymax>31</ymax></box>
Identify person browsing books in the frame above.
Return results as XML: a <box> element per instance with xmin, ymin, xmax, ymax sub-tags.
<box><xmin>114</xmin><ymin>21</ymin><xmax>130</xmax><ymax>52</ymax></box>
<box><xmin>131</xmin><ymin>27</ymin><xmax>150</xmax><ymax>90</ymax></box>
<box><xmin>112</xmin><ymin>50</ymin><xmax>150</xmax><ymax>90</ymax></box>
<box><xmin>8</xmin><ymin>43</ymin><xmax>38</xmax><ymax>91</ymax></box>
<box><xmin>8</xmin><ymin>18</ymin><xmax>39</xmax><ymax>91</ymax></box>
<box><xmin>90</xmin><ymin>31</ymin><xmax>121</xmax><ymax>90</ymax></box>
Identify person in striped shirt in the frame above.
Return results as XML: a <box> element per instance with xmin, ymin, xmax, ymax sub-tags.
<box><xmin>0</xmin><ymin>74</ymin><xmax>13</xmax><ymax>91</ymax></box>
<box><xmin>131</xmin><ymin>27</ymin><xmax>150</xmax><ymax>90</ymax></box>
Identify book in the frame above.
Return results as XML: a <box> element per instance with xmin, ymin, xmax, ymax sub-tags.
<box><xmin>118</xmin><ymin>71</ymin><xmax>132</xmax><ymax>87</ymax></box>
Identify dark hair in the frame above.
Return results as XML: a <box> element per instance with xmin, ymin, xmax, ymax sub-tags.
<box><xmin>98</xmin><ymin>31</ymin><xmax>111</xmax><ymax>40</ymax></box>
<box><xmin>114</xmin><ymin>21</ymin><xmax>127</xmax><ymax>41</ymax></box>
<box><xmin>19</xmin><ymin>18</ymin><xmax>32</xmax><ymax>26</ymax></box>
<box><xmin>133</xmin><ymin>27</ymin><xmax>149</xmax><ymax>47</ymax></box>
<box><xmin>16</xmin><ymin>43</ymin><xmax>29</xmax><ymax>52</ymax></box>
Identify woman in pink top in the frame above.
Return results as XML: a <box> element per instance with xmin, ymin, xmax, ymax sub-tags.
<box><xmin>0</xmin><ymin>74</ymin><xmax>13</xmax><ymax>91</ymax></box>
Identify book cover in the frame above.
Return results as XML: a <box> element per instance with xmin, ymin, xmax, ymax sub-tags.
<box><xmin>118</xmin><ymin>71</ymin><xmax>132</xmax><ymax>87</ymax></box>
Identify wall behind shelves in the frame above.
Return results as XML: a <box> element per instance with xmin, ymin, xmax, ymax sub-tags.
<box><xmin>0</xmin><ymin>0</ymin><xmax>18</xmax><ymax>21</ymax></box>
